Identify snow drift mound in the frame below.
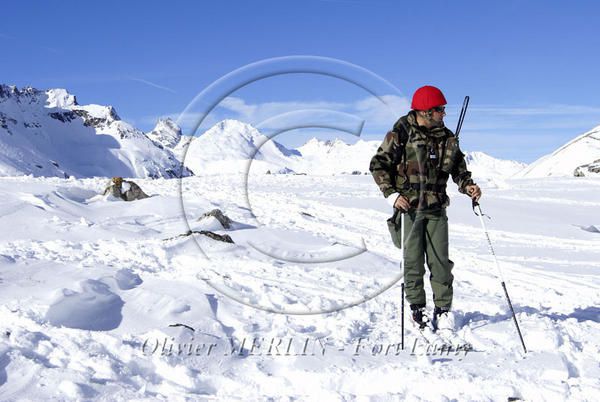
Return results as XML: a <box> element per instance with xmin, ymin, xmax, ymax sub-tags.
<box><xmin>514</xmin><ymin>124</ymin><xmax>600</xmax><ymax>178</ymax></box>
<box><xmin>0</xmin><ymin>84</ymin><xmax>192</xmax><ymax>178</ymax></box>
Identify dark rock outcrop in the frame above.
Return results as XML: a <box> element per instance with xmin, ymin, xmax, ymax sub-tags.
<box><xmin>165</xmin><ymin>230</ymin><xmax>234</xmax><ymax>243</ymax></box>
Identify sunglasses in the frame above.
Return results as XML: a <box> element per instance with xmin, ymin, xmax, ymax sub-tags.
<box><xmin>432</xmin><ymin>106</ymin><xmax>446</xmax><ymax>113</ymax></box>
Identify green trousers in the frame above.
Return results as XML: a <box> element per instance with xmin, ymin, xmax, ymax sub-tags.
<box><xmin>402</xmin><ymin>209</ymin><xmax>454</xmax><ymax>308</ymax></box>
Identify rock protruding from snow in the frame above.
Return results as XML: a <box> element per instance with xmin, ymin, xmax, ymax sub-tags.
<box><xmin>102</xmin><ymin>177</ymin><xmax>150</xmax><ymax>201</ymax></box>
<box><xmin>515</xmin><ymin>125</ymin><xmax>600</xmax><ymax>178</ymax></box>
<box><xmin>574</xmin><ymin>158</ymin><xmax>600</xmax><ymax>177</ymax></box>
<box><xmin>147</xmin><ymin>118</ymin><xmax>183</xmax><ymax>149</ymax></box>
<box><xmin>0</xmin><ymin>84</ymin><xmax>192</xmax><ymax>179</ymax></box>
<box><xmin>167</xmin><ymin>229</ymin><xmax>234</xmax><ymax>243</ymax></box>
<box><xmin>198</xmin><ymin>209</ymin><xmax>233</xmax><ymax>229</ymax></box>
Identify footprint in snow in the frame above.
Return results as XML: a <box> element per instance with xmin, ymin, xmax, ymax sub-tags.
<box><xmin>97</xmin><ymin>268</ymin><xmax>143</xmax><ymax>291</ymax></box>
<box><xmin>45</xmin><ymin>279</ymin><xmax>124</xmax><ymax>331</ymax></box>
<box><xmin>113</xmin><ymin>268</ymin><xmax>143</xmax><ymax>290</ymax></box>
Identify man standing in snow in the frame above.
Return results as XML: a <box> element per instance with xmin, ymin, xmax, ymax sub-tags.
<box><xmin>369</xmin><ymin>85</ymin><xmax>481</xmax><ymax>332</ymax></box>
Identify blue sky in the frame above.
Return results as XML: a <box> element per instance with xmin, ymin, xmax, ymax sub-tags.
<box><xmin>2</xmin><ymin>0</ymin><xmax>600</xmax><ymax>162</ymax></box>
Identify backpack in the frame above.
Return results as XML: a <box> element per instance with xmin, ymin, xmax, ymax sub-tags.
<box><xmin>386</xmin><ymin>118</ymin><xmax>409</xmax><ymax>249</ymax></box>
<box><xmin>390</xmin><ymin>118</ymin><xmax>410</xmax><ymax>192</ymax></box>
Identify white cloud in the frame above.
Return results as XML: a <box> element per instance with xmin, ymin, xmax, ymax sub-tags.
<box><xmin>216</xmin><ymin>95</ymin><xmax>409</xmax><ymax>132</ymax></box>
<box><xmin>128</xmin><ymin>77</ymin><xmax>177</xmax><ymax>94</ymax></box>
<box><xmin>219</xmin><ymin>97</ymin><xmax>347</xmax><ymax>123</ymax></box>
<box><xmin>353</xmin><ymin>95</ymin><xmax>410</xmax><ymax>125</ymax></box>
<box><xmin>470</xmin><ymin>104</ymin><xmax>600</xmax><ymax>116</ymax></box>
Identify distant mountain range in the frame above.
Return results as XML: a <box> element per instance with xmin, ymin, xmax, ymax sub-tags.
<box><xmin>0</xmin><ymin>85</ymin><xmax>191</xmax><ymax>178</ymax></box>
<box><xmin>176</xmin><ymin>119</ymin><xmax>527</xmax><ymax>180</ymax></box>
<box><xmin>4</xmin><ymin>84</ymin><xmax>598</xmax><ymax>180</ymax></box>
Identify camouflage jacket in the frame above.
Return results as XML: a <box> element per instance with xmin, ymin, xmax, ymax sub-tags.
<box><xmin>369</xmin><ymin>111</ymin><xmax>475</xmax><ymax>212</ymax></box>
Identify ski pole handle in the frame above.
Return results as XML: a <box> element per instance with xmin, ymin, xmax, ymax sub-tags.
<box><xmin>455</xmin><ymin>96</ymin><xmax>470</xmax><ymax>139</ymax></box>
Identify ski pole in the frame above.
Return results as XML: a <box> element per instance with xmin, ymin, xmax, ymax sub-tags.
<box><xmin>455</xmin><ymin>96</ymin><xmax>470</xmax><ymax>138</ymax></box>
<box><xmin>400</xmin><ymin>211</ymin><xmax>405</xmax><ymax>350</ymax></box>
<box><xmin>473</xmin><ymin>200</ymin><xmax>527</xmax><ymax>353</ymax></box>
<box><xmin>401</xmin><ymin>282</ymin><xmax>405</xmax><ymax>350</ymax></box>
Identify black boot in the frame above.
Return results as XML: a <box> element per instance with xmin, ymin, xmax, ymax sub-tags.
<box><xmin>410</xmin><ymin>303</ymin><xmax>428</xmax><ymax>329</ymax></box>
<box><xmin>432</xmin><ymin>306</ymin><xmax>452</xmax><ymax>331</ymax></box>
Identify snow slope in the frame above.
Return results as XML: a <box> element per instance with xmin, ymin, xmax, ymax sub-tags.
<box><xmin>515</xmin><ymin>124</ymin><xmax>600</xmax><ymax>178</ymax></box>
<box><xmin>0</xmin><ymin>174</ymin><xmax>598</xmax><ymax>400</ymax></box>
<box><xmin>0</xmin><ymin>85</ymin><xmax>191</xmax><ymax>179</ymax></box>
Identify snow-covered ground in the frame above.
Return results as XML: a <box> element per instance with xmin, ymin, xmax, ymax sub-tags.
<box><xmin>0</xmin><ymin>173</ymin><xmax>599</xmax><ymax>400</ymax></box>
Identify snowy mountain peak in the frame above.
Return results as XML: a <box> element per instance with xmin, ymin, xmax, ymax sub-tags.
<box><xmin>1</xmin><ymin>85</ymin><xmax>77</xmax><ymax>110</ymax></box>
<box><xmin>198</xmin><ymin>119</ymin><xmax>277</xmax><ymax>158</ymax></box>
<box><xmin>0</xmin><ymin>84</ymin><xmax>46</xmax><ymax>105</ymax></box>
<box><xmin>208</xmin><ymin>119</ymin><xmax>264</xmax><ymax>144</ymax></box>
<box><xmin>179</xmin><ymin>119</ymin><xmax>298</xmax><ymax>174</ymax></box>
<box><xmin>325</xmin><ymin>138</ymin><xmax>348</xmax><ymax>147</ymax></box>
<box><xmin>0</xmin><ymin>84</ymin><xmax>17</xmax><ymax>99</ymax></box>
<box><xmin>147</xmin><ymin>117</ymin><xmax>183</xmax><ymax>149</ymax></box>
<box><xmin>298</xmin><ymin>138</ymin><xmax>351</xmax><ymax>156</ymax></box>
<box><xmin>464</xmin><ymin>151</ymin><xmax>527</xmax><ymax>180</ymax></box>
<box><xmin>515</xmin><ymin>124</ymin><xmax>600</xmax><ymax>178</ymax></box>
<box><xmin>46</xmin><ymin>88</ymin><xmax>78</xmax><ymax>109</ymax></box>
<box><xmin>305</xmin><ymin>137</ymin><xmax>348</xmax><ymax>147</ymax></box>
<box><xmin>154</xmin><ymin>117</ymin><xmax>182</xmax><ymax>135</ymax></box>
<box><xmin>465</xmin><ymin>151</ymin><xmax>522</xmax><ymax>166</ymax></box>
<box><xmin>68</xmin><ymin>104</ymin><xmax>121</xmax><ymax>129</ymax></box>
